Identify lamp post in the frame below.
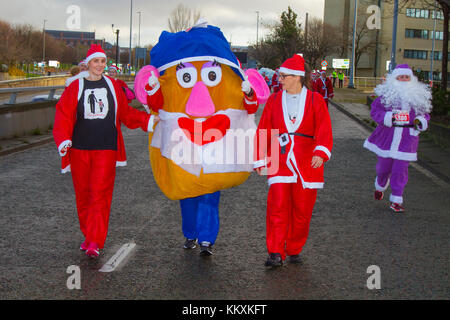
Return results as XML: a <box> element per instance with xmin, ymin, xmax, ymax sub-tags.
<box><xmin>430</xmin><ymin>0</ymin><xmax>437</xmax><ymax>83</ymax></box>
<box><xmin>389</xmin><ymin>0</ymin><xmax>399</xmax><ymax>72</ymax></box>
<box><xmin>129</xmin><ymin>0</ymin><xmax>133</xmax><ymax>73</ymax></box>
<box><xmin>42</xmin><ymin>19</ymin><xmax>47</xmax><ymax>67</ymax></box>
<box><xmin>137</xmin><ymin>11</ymin><xmax>141</xmax><ymax>48</ymax></box>
<box><xmin>348</xmin><ymin>0</ymin><xmax>357</xmax><ymax>88</ymax></box>
<box><xmin>256</xmin><ymin>11</ymin><xmax>259</xmax><ymax>46</ymax></box>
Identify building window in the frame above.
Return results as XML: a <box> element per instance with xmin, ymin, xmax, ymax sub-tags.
<box><xmin>404</xmin><ymin>49</ymin><xmax>428</xmax><ymax>60</ymax></box>
<box><xmin>432</xmin><ymin>51</ymin><xmax>442</xmax><ymax>61</ymax></box>
<box><xmin>406</xmin><ymin>8</ymin><xmax>429</xmax><ymax>19</ymax></box>
<box><xmin>430</xmin><ymin>31</ymin><xmax>444</xmax><ymax>40</ymax></box>
<box><xmin>431</xmin><ymin>10</ymin><xmax>444</xmax><ymax>20</ymax></box>
<box><xmin>405</xmin><ymin>29</ymin><xmax>429</xmax><ymax>39</ymax></box>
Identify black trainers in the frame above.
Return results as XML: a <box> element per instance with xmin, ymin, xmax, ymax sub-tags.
<box><xmin>183</xmin><ymin>238</ymin><xmax>197</xmax><ymax>249</ymax></box>
<box><xmin>288</xmin><ymin>254</ymin><xmax>303</xmax><ymax>264</ymax></box>
<box><xmin>265</xmin><ymin>253</ymin><xmax>283</xmax><ymax>268</ymax></box>
<box><xmin>199</xmin><ymin>241</ymin><xmax>213</xmax><ymax>256</ymax></box>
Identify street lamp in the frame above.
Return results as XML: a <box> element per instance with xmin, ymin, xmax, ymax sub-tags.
<box><xmin>389</xmin><ymin>0</ymin><xmax>399</xmax><ymax>72</ymax></box>
<box><xmin>137</xmin><ymin>11</ymin><xmax>141</xmax><ymax>48</ymax></box>
<box><xmin>129</xmin><ymin>0</ymin><xmax>133</xmax><ymax>73</ymax></box>
<box><xmin>255</xmin><ymin>11</ymin><xmax>259</xmax><ymax>46</ymax></box>
<box><xmin>348</xmin><ymin>0</ymin><xmax>357</xmax><ymax>89</ymax></box>
<box><xmin>42</xmin><ymin>19</ymin><xmax>47</xmax><ymax>67</ymax></box>
<box><xmin>112</xmin><ymin>24</ymin><xmax>120</xmax><ymax>67</ymax></box>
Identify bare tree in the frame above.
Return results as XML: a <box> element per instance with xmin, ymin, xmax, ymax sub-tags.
<box><xmin>168</xmin><ymin>3</ymin><xmax>202</xmax><ymax>32</ymax></box>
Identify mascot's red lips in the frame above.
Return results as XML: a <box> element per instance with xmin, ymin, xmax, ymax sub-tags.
<box><xmin>178</xmin><ymin>114</ymin><xmax>230</xmax><ymax>146</ymax></box>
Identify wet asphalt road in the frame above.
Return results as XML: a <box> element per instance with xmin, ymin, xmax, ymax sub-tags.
<box><xmin>0</xmin><ymin>104</ymin><xmax>448</xmax><ymax>301</ymax></box>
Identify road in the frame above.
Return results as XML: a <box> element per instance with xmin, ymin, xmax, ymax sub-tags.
<box><xmin>0</xmin><ymin>104</ymin><xmax>448</xmax><ymax>302</ymax></box>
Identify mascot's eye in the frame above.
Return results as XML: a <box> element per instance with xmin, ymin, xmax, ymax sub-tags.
<box><xmin>176</xmin><ymin>62</ymin><xmax>197</xmax><ymax>88</ymax></box>
<box><xmin>201</xmin><ymin>62</ymin><xmax>222</xmax><ymax>87</ymax></box>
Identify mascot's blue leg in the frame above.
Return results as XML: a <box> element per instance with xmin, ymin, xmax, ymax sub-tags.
<box><xmin>196</xmin><ymin>191</ymin><xmax>221</xmax><ymax>245</ymax></box>
<box><xmin>179</xmin><ymin>191</ymin><xmax>221</xmax><ymax>245</ymax></box>
<box><xmin>179</xmin><ymin>196</ymin><xmax>200</xmax><ymax>240</ymax></box>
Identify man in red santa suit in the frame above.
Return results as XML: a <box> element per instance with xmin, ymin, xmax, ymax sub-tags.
<box><xmin>254</xmin><ymin>54</ymin><xmax>333</xmax><ymax>267</ymax></box>
<box><xmin>313</xmin><ymin>70</ymin><xmax>334</xmax><ymax>107</ymax></box>
<box><xmin>53</xmin><ymin>44</ymin><xmax>158</xmax><ymax>257</ymax></box>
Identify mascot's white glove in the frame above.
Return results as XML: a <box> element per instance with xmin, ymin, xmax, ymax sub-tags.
<box><xmin>241</xmin><ymin>79</ymin><xmax>253</xmax><ymax>96</ymax></box>
<box><xmin>146</xmin><ymin>71</ymin><xmax>160</xmax><ymax>95</ymax></box>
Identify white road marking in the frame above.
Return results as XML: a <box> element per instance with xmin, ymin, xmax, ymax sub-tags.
<box><xmin>99</xmin><ymin>242</ymin><xmax>136</xmax><ymax>273</ymax></box>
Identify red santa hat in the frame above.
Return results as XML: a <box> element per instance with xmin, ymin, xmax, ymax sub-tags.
<box><xmin>85</xmin><ymin>44</ymin><xmax>107</xmax><ymax>64</ymax></box>
<box><xmin>78</xmin><ymin>59</ymin><xmax>86</xmax><ymax>66</ymax></box>
<box><xmin>279</xmin><ymin>54</ymin><xmax>305</xmax><ymax>76</ymax></box>
<box><xmin>108</xmin><ymin>65</ymin><xmax>119</xmax><ymax>72</ymax></box>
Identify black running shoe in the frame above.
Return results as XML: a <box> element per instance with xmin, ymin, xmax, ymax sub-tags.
<box><xmin>199</xmin><ymin>241</ymin><xmax>213</xmax><ymax>256</ymax></box>
<box><xmin>265</xmin><ymin>253</ymin><xmax>283</xmax><ymax>268</ymax></box>
<box><xmin>183</xmin><ymin>238</ymin><xmax>197</xmax><ymax>249</ymax></box>
<box><xmin>288</xmin><ymin>254</ymin><xmax>303</xmax><ymax>264</ymax></box>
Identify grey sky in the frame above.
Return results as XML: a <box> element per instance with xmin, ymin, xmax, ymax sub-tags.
<box><xmin>0</xmin><ymin>0</ymin><xmax>324</xmax><ymax>47</ymax></box>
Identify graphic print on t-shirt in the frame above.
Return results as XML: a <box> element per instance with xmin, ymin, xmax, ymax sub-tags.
<box><xmin>83</xmin><ymin>88</ymin><xmax>109</xmax><ymax>119</ymax></box>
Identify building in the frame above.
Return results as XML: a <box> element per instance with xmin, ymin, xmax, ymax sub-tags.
<box><xmin>45</xmin><ymin>30</ymin><xmax>105</xmax><ymax>48</ymax></box>
<box><xmin>324</xmin><ymin>0</ymin><xmax>448</xmax><ymax>82</ymax></box>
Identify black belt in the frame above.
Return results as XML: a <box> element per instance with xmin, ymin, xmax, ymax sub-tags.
<box><xmin>289</xmin><ymin>132</ymin><xmax>315</xmax><ymax>139</ymax></box>
<box><xmin>393</xmin><ymin>124</ymin><xmax>414</xmax><ymax>127</ymax></box>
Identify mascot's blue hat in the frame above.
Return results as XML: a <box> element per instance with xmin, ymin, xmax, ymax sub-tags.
<box><xmin>150</xmin><ymin>19</ymin><xmax>244</xmax><ymax>80</ymax></box>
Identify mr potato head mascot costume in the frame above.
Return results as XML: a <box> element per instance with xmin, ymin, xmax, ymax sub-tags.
<box><xmin>134</xmin><ymin>19</ymin><xmax>268</xmax><ymax>256</ymax></box>
<box><xmin>254</xmin><ymin>54</ymin><xmax>333</xmax><ymax>267</ymax></box>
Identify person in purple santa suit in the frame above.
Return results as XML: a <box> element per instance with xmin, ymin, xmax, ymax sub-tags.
<box><xmin>363</xmin><ymin>64</ymin><xmax>432</xmax><ymax>212</ymax></box>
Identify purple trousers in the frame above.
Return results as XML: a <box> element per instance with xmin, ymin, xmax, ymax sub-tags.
<box><xmin>375</xmin><ymin>156</ymin><xmax>409</xmax><ymax>204</ymax></box>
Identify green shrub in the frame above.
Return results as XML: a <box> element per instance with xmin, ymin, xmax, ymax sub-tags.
<box><xmin>431</xmin><ymin>86</ymin><xmax>450</xmax><ymax>116</ymax></box>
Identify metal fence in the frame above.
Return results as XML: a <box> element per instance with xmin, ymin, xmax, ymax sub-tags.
<box><xmin>0</xmin><ymin>86</ymin><xmax>64</xmax><ymax>105</ymax></box>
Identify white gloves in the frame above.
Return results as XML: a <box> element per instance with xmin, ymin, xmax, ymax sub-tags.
<box><xmin>146</xmin><ymin>71</ymin><xmax>160</xmax><ymax>95</ymax></box>
<box><xmin>241</xmin><ymin>79</ymin><xmax>252</xmax><ymax>95</ymax></box>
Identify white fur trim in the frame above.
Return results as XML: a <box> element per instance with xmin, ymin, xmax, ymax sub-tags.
<box><xmin>147</xmin><ymin>115</ymin><xmax>155</xmax><ymax>132</ymax></box>
<box><xmin>85</xmin><ymin>52</ymin><xmax>107</xmax><ymax>64</ymax></box>
<box><xmin>375</xmin><ymin>177</ymin><xmax>390</xmax><ymax>191</ymax></box>
<box><xmin>146</xmin><ymin>82</ymin><xmax>160</xmax><ymax>96</ymax></box>
<box><xmin>390</xmin><ymin>194</ymin><xmax>403</xmax><ymax>204</ymax></box>
<box><xmin>415</xmin><ymin>116</ymin><xmax>428</xmax><ymax>131</ymax></box>
<box><xmin>384</xmin><ymin>112</ymin><xmax>393</xmax><ymax>127</ymax></box>
<box><xmin>103</xmin><ymin>76</ymin><xmax>118</xmax><ymax>124</ymax></box>
<box><xmin>268</xmin><ymin>175</ymin><xmax>297</xmax><ymax>185</ymax></box>
<box><xmin>391</xmin><ymin>68</ymin><xmax>413</xmax><ymax>78</ymax></box>
<box><xmin>253</xmin><ymin>159</ymin><xmax>266</xmax><ymax>169</ymax></box>
<box><xmin>314</xmin><ymin>145</ymin><xmax>331</xmax><ymax>159</ymax></box>
<box><xmin>58</xmin><ymin>140</ymin><xmax>72</xmax><ymax>156</ymax></box>
<box><xmin>363</xmin><ymin>139</ymin><xmax>417</xmax><ymax>161</ymax></box>
<box><xmin>116</xmin><ymin>161</ymin><xmax>127</xmax><ymax>167</ymax></box>
<box><xmin>61</xmin><ymin>164</ymin><xmax>71</xmax><ymax>174</ymax></box>
<box><xmin>244</xmin><ymin>98</ymin><xmax>257</xmax><ymax>105</ymax></box>
<box><xmin>279</xmin><ymin>67</ymin><xmax>305</xmax><ymax>76</ymax></box>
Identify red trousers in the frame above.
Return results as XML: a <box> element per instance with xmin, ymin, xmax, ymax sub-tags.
<box><xmin>266</xmin><ymin>182</ymin><xmax>317</xmax><ymax>260</ymax></box>
<box><xmin>70</xmin><ymin>149</ymin><xmax>117</xmax><ymax>249</ymax></box>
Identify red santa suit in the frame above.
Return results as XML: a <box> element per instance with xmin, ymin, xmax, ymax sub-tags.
<box><xmin>313</xmin><ymin>74</ymin><xmax>334</xmax><ymax>107</ymax></box>
<box><xmin>53</xmin><ymin>45</ymin><xmax>155</xmax><ymax>253</ymax></box>
<box><xmin>254</xmin><ymin>69</ymin><xmax>333</xmax><ymax>261</ymax></box>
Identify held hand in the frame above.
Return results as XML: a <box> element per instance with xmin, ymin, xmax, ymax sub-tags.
<box><xmin>148</xmin><ymin>71</ymin><xmax>159</xmax><ymax>88</ymax></box>
<box><xmin>241</xmin><ymin>79</ymin><xmax>253</xmax><ymax>96</ymax></box>
<box><xmin>255</xmin><ymin>167</ymin><xmax>264</xmax><ymax>175</ymax></box>
<box><xmin>154</xmin><ymin>115</ymin><xmax>160</xmax><ymax>123</ymax></box>
<box><xmin>311</xmin><ymin>156</ymin><xmax>324</xmax><ymax>169</ymax></box>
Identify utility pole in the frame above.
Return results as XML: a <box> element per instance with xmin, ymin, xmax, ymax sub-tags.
<box><xmin>305</xmin><ymin>12</ymin><xmax>309</xmax><ymax>46</ymax></box>
<box><xmin>137</xmin><ymin>11</ymin><xmax>141</xmax><ymax>48</ymax></box>
<box><xmin>348</xmin><ymin>0</ymin><xmax>358</xmax><ymax>88</ymax></box>
<box><xmin>430</xmin><ymin>0</ymin><xmax>437</xmax><ymax>82</ymax></box>
<box><xmin>42</xmin><ymin>20</ymin><xmax>47</xmax><ymax>65</ymax></box>
<box><xmin>129</xmin><ymin>0</ymin><xmax>133</xmax><ymax>73</ymax></box>
<box><xmin>115</xmin><ymin>29</ymin><xmax>120</xmax><ymax>68</ymax></box>
<box><xmin>256</xmin><ymin>11</ymin><xmax>259</xmax><ymax>46</ymax></box>
<box><xmin>389</xmin><ymin>0</ymin><xmax>399</xmax><ymax>72</ymax></box>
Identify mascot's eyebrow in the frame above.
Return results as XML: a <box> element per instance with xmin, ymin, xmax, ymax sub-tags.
<box><xmin>212</xmin><ymin>60</ymin><xmax>221</xmax><ymax>67</ymax></box>
<box><xmin>176</xmin><ymin>62</ymin><xmax>186</xmax><ymax>71</ymax></box>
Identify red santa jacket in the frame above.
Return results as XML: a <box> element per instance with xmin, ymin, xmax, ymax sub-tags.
<box><xmin>313</xmin><ymin>76</ymin><xmax>334</xmax><ymax>100</ymax></box>
<box><xmin>53</xmin><ymin>74</ymin><xmax>154</xmax><ymax>173</ymax></box>
<box><xmin>254</xmin><ymin>89</ymin><xmax>333</xmax><ymax>188</ymax></box>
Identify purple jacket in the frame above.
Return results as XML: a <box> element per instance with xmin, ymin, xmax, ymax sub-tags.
<box><xmin>363</xmin><ymin>97</ymin><xmax>430</xmax><ymax>161</ymax></box>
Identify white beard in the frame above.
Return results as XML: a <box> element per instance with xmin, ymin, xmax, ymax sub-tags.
<box><xmin>374</xmin><ymin>73</ymin><xmax>432</xmax><ymax>115</ymax></box>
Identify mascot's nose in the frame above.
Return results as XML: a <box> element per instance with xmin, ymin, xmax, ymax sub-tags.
<box><xmin>185</xmin><ymin>81</ymin><xmax>215</xmax><ymax>117</ymax></box>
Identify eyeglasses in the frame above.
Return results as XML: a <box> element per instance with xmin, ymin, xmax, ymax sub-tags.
<box><xmin>279</xmin><ymin>74</ymin><xmax>293</xmax><ymax>80</ymax></box>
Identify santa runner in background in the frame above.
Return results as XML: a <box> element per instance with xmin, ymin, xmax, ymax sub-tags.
<box><xmin>363</xmin><ymin>64</ymin><xmax>432</xmax><ymax>213</ymax></box>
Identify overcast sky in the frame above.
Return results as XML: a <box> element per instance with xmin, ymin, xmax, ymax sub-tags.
<box><xmin>0</xmin><ymin>0</ymin><xmax>324</xmax><ymax>47</ymax></box>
